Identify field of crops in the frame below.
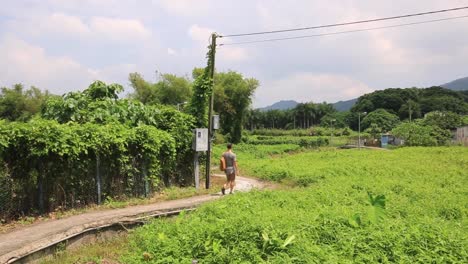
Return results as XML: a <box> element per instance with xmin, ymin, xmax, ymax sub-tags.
<box><xmin>121</xmin><ymin>146</ymin><xmax>468</xmax><ymax>263</ymax></box>
<box><xmin>245</xmin><ymin>135</ymin><xmax>330</xmax><ymax>147</ymax></box>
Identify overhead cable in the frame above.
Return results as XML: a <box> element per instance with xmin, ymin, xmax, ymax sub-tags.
<box><xmin>219</xmin><ymin>15</ymin><xmax>468</xmax><ymax>46</ymax></box>
<box><xmin>219</xmin><ymin>6</ymin><xmax>468</xmax><ymax>38</ymax></box>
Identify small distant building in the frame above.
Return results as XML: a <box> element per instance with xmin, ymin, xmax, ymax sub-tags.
<box><xmin>386</xmin><ymin>134</ymin><xmax>404</xmax><ymax>146</ymax></box>
<box><xmin>455</xmin><ymin>126</ymin><xmax>468</xmax><ymax>146</ymax></box>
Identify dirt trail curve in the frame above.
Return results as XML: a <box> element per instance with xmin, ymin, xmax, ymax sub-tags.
<box><xmin>0</xmin><ymin>175</ymin><xmax>265</xmax><ymax>264</ymax></box>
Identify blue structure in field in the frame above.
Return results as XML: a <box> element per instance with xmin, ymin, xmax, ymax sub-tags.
<box><xmin>381</xmin><ymin>134</ymin><xmax>389</xmax><ymax>148</ymax></box>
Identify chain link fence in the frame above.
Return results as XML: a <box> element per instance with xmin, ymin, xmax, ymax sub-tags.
<box><xmin>0</xmin><ymin>168</ymin><xmax>14</xmax><ymax>221</ymax></box>
<box><xmin>0</xmin><ymin>158</ymin><xmax>173</xmax><ymax>221</ymax></box>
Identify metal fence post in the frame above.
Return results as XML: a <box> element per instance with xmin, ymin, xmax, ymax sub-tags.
<box><xmin>96</xmin><ymin>154</ymin><xmax>101</xmax><ymax>205</ymax></box>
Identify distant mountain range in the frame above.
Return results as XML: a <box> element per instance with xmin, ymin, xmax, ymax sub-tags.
<box><xmin>258</xmin><ymin>100</ymin><xmax>298</xmax><ymax>111</ymax></box>
<box><xmin>441</xmin><ymin>76</ymin><xmax>468</xmax><ymax>91</ymax></box>
<box><xmin>332</xmin><ymin>98</ymin><xmax>358</xmax><ymax>112</ymax></box>
<box><xmin>257</xmin><ymin>99</ymin><xmax>356</xmax><ymax>112</ymax></box>
<box><xmin>258</xmin><ymin>76</ymin><xmax>468</xmax><ymax>112</ymax></box>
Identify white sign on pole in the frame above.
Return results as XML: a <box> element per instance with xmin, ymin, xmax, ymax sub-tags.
<box><xmin>192</xmin><ymin>128</ymin><xmax>208</xmax><ymax>152</ymax></box>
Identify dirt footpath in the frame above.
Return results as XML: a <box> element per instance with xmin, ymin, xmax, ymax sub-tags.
<box><xmin>0</xmin><ymin>175</ymin><xmax>267</xmax><ymax>264</ymax></box>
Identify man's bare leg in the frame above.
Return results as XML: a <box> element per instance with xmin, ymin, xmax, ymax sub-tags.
<box><xmin>229</xmin><ymin>180</ymin><xmax>235</xmax><ymax>194</ymax></box>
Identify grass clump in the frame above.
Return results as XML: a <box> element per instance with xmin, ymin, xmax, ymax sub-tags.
<box><xmin>40</xmin><ymin>234</ymin><xmax>128</xmax><ymax>264</ymax></box>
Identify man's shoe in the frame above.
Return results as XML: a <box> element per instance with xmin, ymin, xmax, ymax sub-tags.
<box><xmin>221</xmin><ymin>187</ymin><xmax>225</xmax><ymax>195</ymax></box>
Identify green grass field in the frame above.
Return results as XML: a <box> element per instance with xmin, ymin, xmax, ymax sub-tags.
<box><xmin>119</xmin><ymin>146</ymin><xmax>467</xmax><ymax>263</ymax></box>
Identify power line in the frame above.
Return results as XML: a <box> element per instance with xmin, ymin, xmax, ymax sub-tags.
<box><xmin>219</xmin><ymin>6</ymin><xmax>468</xmax><ymax>38</ymax></box>
<box><xmin>219</xmin><ymin>15</ymin><xmax>468</xmax><ymax>46</ymax></box>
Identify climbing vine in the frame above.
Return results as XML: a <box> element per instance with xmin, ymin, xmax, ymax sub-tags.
<box><xmin>0</xmin><ymin>81</ymin><xmax>194</xmax><ymax>219</ymax></box>
<box><xmin>189</xmin><ymin>41</ymin><xmax>215</xmax><ymax>128</ymax></box>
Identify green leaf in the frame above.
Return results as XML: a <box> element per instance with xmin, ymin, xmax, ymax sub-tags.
<box><xmin>348</xmin><ymin>213</ymin><xmax>362</xmax><ymax>228</ymax></box>
<box><xmin>367</xmin><ymin>205</ymin><xmax>386</xmax><ymax>224</ymax></box>
<box><xmin>367</xmin><ymin>192</ymin><xmax>387</xmax><ymax>224</ymax></box>
<box><xmin>281</xmin><ymin>235</ymin><xmax>296</xmax><ymax>248</ymax></box>
<box><xmin>368</xmin><ymin>192</ymin><xmax>386</xmax><ymax>209</ymax></box>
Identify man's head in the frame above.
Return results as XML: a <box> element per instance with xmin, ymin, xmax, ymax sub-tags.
<box><xmin>227</xmin><ymin>143</ymin><xmax>232</xmax><ymax>150</ymax></box>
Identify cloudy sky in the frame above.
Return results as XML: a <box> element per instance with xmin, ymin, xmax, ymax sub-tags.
<box><xmin>1</xmin><ymin>0</ymin><xmax>467</xmax><ymax>107</ymax></box>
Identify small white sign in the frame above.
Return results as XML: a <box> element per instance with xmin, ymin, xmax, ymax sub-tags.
<box><xmin>193</xmin><ymin>128</ymin><xmax>208</xmax><ymax>151</ymax></box>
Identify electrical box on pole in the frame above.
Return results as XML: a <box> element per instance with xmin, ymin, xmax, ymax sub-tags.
<box><xmin>193</xmin><ymin>128</ymin><xmax>208</xmax><ymax>152</ymax></box>
<box><xmin>212</xmin><ymin>115</ymin><xmax>220</xmax><ymax>130</ymax></box>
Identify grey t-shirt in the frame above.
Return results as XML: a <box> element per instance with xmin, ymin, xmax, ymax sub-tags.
<box><xmin>223</xmin><ymin>151</ymin><xmax>237</xmax><ymax>174</ymax></box>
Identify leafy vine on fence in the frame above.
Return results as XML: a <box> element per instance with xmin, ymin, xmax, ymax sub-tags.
<box><xmin>0</xmin><ymin>81</ymin><xmax>195</xmax><ymax>219</ymax></box>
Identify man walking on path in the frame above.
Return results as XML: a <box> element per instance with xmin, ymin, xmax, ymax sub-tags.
<box><xmin>221</xmin><ymin>143</ymin><xmax>238</xmax><ymax>195</ymax></box>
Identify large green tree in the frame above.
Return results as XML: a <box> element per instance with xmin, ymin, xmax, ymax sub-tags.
<box><xmin>398</xmin><ymin>99</ymin><xmax>421</xmax><ymax>121</ymax></box>
<box><xmin>423</xmin><ymin>111</ymin><xmax>462</xmax><ymax>130</ymax></box>
<box><xmin>0</xmin><ymin>84</ymin><xmax>52</xmax><ymax>121</ymax></box>
<box><xmin>128</xmin><ymin>72</ymin><xmax>158</xmax><ymax>104</ymax></box>
<box><xmin>213</xmin><ymin>71</ymin><xmax>258</xmax><ymax>143</ymax></box>
<box><xmin>361</xmin><ymin>109</ymin><xmax>400</xmax><ymax>132</ymax></box>
<box><xmin>352</xmin><ymin>88</ymin><xmax>419</xmax><ymax>114</ymax></box>
<box><xmin>157</xmin><ymin>74</ymin><xmax>192</xmax><ymax>105</ymax></box>
<box><xmin>129</xmin><ymin>72</ymin><xmax>192</xmax><ymax>106</ymax></box>
<box><xmin>320</xmin><ymin>111</ymin><xmax>350</xmax><ymax>128</ymax></box>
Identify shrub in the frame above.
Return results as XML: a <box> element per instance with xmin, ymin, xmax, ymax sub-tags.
<box><xmin>0</xmin><ymin>119</ymin><xmax>179</xmax><ymax>219</ymax></box>
<box><xmin>392</xmin><ymin>121</ymin><xmax>451</xmax><ymax>146</ymax></box>
<box><xmin>247</xmin><ymin>135</ymin><xmax>329</xmax><ymax>148</ymax></box>
<box><xmin>362</xmin><ymin>109</ymin><xmax>400</xmax><ymax>132</ymax></box>
<box><xmin>423</xmin><ymin>111</ymin><xmax>462</xmax><ymax>130</ymax></box>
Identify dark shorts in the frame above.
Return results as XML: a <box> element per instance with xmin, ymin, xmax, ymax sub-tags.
<box><xmin>225</xmin><ymin>167</ymin><xmax>236</xmax><ymax>181</ymax></box>
<box><xmin>226</xmin><ymin>173</ymin><xmax>236</xmax><ymax>181</ymax></box>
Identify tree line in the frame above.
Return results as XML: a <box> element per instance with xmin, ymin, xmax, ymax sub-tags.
<box><xmin>246</xmin><ymin>86</ymin><xmax>468</xmax><ymax>133</ymax></box>
<box><xmin>351</xmin><ymin>86</ymin><xmax>468</xmax><ymax>118</ymax></box>
<box><xmin>1</xmin><ymin>81</ymin><xmax>467</xmax><ymax>144</ymax></box>
<box><xmin>0</xmin><ymin>70</ymin><xmax>258</xmax><ymax>144</ymax></box>
<box><xmin>245</xmin><ymin>102</ymin><xmax>336</xmax><ymax>130</ymax></box>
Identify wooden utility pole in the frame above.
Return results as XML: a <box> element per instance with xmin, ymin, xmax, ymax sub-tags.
<box><xmin>205</xmin><ymin>33</ymin><xmax>217</xmax><ymax>189</ymax></box>
<box><xmin>194</xmin><ymin>152</ymin><xmax>200</xmax><ymax>189</ymax></box>
<box><xmin>409</xmin><ymin>102</ymin><xmax>412</xmax><ymax>122</ymax></box>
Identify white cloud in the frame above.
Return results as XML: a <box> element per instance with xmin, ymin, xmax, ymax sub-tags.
<box><xmin>7</xmin><ymin>13</ymin><xmax>151</xmax><ymax>42</ymax></box>
<box><xmin>47</xmin><ymin>13</ymin><xmax>90</xmax><ymax>35</ymax></box>
<box><xmin>167</xmin><ymin>48</ymin><xmax>177</xmax><ymax>55</ymax></box>
<box><xmin>0</xmin><ymin>36</ymin><xmax>95</xmax><ymax>93</ymax></box>
<box><xmin>90</xmin><ymin>17</ymin><xmax>151</xmax><ymax>41</ymax></box>
<box><xmin>0</xmin><ymin>36</ymin><xmax>138</xmax><ymax>94</ymax></box>
<box><xmin>157</xmin><ymin>0</ymin><xmax>210</xmax><ymax>16</ymax></box>
<box><xmin>188</xmin><ymin>24</ymin><xmax>213</xmax><ymax>44</ymax></box>
<box><xmin>218</xmin><ymin>46</ymin><xmax>248</xmax><ymax>62</ymax></box>
<box><xmin>255</xmin><ymin>1</ymin><xmax>361</xmax><ymax>31</ymax></box>
<box><xmin>188</xmin><ymin>24</ymin><xmax>249</xmax><ymax>62</ymax></box>
<box><xmin>45</xmin><ymin>0</ymin><xmax>117</xmax><ymax>10</ymax></box>
<box><xmin>6</xmin><ymin>13</ymin><xmax>90</xmax><ymax>38</ymax></box>
<box><xmin>94</xmin><ymin>63</ymin><xmax>138</xmax><ymax>86</ymax></box>
<box><xmin>368</xmin><ymin>31</ymin><xmax>410</xmax><ymax>67</ymax></box>
<box><xmin>0</xmin><ymin>37</ymin><xmax>95</xmax><ymax>93</ymax></box>
<box><xmin>255</xmin><ymin>73</ymin><xmax>372</xmax><ymax>107</ymax></box>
